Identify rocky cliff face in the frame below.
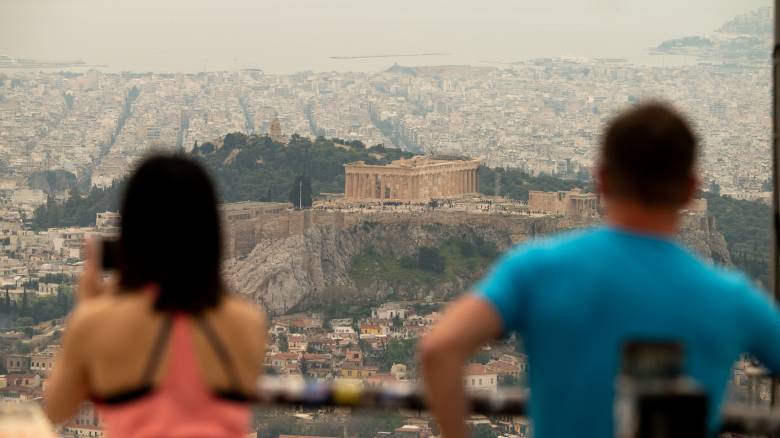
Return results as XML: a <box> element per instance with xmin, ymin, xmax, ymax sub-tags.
<box><xmin>224</xmin><ymin>212</ymin><xmax>732</xmax><ymax>316</ymax></box>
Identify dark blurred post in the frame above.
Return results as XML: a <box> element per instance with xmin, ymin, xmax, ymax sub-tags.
<box><xmin>772</xmin><ymin>0</ymin><xmax>780</xmax><ymax>408</ymax></box>
<box><xmin>615</xmin><ymin>342</ymin><xmax>708</xmax><ymax>438</ymax></box>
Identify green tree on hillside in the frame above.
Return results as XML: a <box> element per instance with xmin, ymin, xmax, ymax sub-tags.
<box><xmin>278</xmin><ymin>334</ymin><xmax>289</xmax><ymax>352</ymax></box>
<box><xmin>418</xmin><ymin>246</ymin><xmax>446</xmax><ymax>273</ymax></box>
<box><xmin>32</xmin><ymin>134</ymin><xmax>413</xmax><ymax>230</ymax></box>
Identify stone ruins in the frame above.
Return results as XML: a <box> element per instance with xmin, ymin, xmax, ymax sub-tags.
<box><xmin>344</xmin><ymin>156</ymin><xmax>480</xmax><ymax>202</ymax></box>
<box><xmin>527</xmin><ymin>189</ymin><xmax>600</xmax><ymax>218</ymax></box>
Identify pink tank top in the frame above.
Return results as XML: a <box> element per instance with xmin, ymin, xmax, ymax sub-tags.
<box><xmin>96</xmin><ymin>314</ymin><xmax>251</xmax><ymax>437</ymax></box>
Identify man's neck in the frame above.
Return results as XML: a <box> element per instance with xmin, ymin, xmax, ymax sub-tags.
<box><xmin>604</xmin><ymin>200</ymin><xmax>681</xmax><ymax>237</ymax></box>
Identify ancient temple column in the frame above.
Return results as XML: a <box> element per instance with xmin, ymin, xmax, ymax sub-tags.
<box><xmin>387</xmin><ymin>174</ymin><xmax>393</xmax><ymax>199</ymax></box>
<box><xmin>388</xmin><ymin>174</ymin><xmax>394</xmax><ymax>199</ymax></box>
<box><xmin>452</xmin><ymin>170</ymin><xmax>457</xmax><ymax>195</ymax></box>
<box><xmin>388</xmin><ymin>175</ymin><xmax>394</xmax><ymax>199</ymax></box>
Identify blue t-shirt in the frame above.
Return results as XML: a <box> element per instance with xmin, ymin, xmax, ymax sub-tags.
<box><xmin>476</xmin><ymin>226</ymin><xmax>780</xmax><ymax>438</ymax></box>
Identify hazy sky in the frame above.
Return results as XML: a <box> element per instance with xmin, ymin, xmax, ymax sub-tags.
<box><xmin>0</xmin><ymin>0</ymin><xmax>771</xmax><ymax>73</ymax></box>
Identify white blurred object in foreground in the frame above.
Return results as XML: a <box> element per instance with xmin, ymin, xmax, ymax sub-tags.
<box><xmin>0</xmin><ymin>402</ymin><xmax>56</xmax><ymax>438</ymax></box>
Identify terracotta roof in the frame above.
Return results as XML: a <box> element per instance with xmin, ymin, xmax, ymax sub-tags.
<box><xmin>463</xmin><ymin>363</ymin><xmax>492</xmax><ymax>376</ymax></box>
<box><xmin>486</xmin><ymin>360</ymin><xmax>518</xmax><ymax>374</ymax></box>
<box><xmin>367</xmin><ymin>373</ymin><xmax>399</xmax><ymax>383</ymax></box>
<box><xmin>273</xmin><ymin>352</ymin><xmax>301</xmax><ymax>360</ymax></box>
<box><xmin>279</xmin><ymin>435</ymin><xmax>338</xmax><ymax>438</ymax></box>
<box><xmin>303</xmin><ymin>353</ymin><xmax>331</xmax><ymax>360</ymax></box>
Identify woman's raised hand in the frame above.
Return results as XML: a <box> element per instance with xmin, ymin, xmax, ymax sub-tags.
<box><xmin>77</xmin><ymin>238</ymin><xmax>110</xmax><ymax>302</ymax></box>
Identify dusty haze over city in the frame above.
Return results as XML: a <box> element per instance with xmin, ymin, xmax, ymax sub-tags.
<box><xmin>1</xmin><ymin>0</ymin><xmax>771</xmax><ymax>73</ymax></box>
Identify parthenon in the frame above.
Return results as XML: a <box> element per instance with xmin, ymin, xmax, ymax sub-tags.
<box><xmin>344</xmin><ymin>156</ymin><xmax>480</xmax><ymax>202</ymax></box>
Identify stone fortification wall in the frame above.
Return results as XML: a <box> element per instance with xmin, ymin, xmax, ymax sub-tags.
<box><xmin>223</xmin><ymin>208</ymin><xmax>587</xmax><ymax>260</ymax></box>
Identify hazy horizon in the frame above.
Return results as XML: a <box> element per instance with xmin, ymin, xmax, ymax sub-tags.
<box><xmin>1</xmin><ymin>0</ymin><xmax>772</xmax><ymax>74</ymax></box>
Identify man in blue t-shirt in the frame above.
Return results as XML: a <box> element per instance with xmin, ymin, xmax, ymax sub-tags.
<box><xmin>419</xmin><ymin>103</ymin><xmax>780</xmax><ymax>438</ymax></box>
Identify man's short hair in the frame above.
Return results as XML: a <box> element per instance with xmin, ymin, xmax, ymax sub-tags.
<box><xmin>601</xmin><ymin>102</ymin><xmax>697</xmax><ymax>206</ymax></box>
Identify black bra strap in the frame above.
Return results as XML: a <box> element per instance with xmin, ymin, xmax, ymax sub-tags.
<box><xmin>140</xmin><ymin>316</ymin><xmax>174</xmax><ymax>384</ymax></box>
<box><xmin>195</xmin><ymin>316</ymin><xmax>242</xmax><ymax>391</ymax></box>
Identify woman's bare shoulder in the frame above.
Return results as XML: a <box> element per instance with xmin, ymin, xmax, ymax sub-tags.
<box><xmin>220</xmin><ymin>294</ymin><xmax>267</xmax><ymax>329</ymax></box>
<box><xmin>62</xmin><ymin>295</ymin><xmax>123</xmax><ymax>341</ymax></box>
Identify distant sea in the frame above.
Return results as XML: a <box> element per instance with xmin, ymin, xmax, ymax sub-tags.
<box><xmin>0</xmin><ymin>52</ymin><xmax>706</xmax><ymax>75</ymax></box>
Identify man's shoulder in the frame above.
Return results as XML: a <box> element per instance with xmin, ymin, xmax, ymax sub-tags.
<box><xmin>705</xmin><ymin>266</ymin><xmax>764</xmax><ymax>301</ymax></box>
<box><xmin>507</xmin><ymin>227</ymin><xmax>606</xmax><ymax>260</ymax></box>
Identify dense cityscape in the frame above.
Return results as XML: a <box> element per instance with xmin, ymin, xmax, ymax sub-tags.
<box><xmin>0</xmin><ymin>56</ymin><xmax>771</xmax><ymax>204</ymax></box>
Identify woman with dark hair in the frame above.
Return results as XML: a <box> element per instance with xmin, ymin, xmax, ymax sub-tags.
<box><xmin>45</xmin><ymin>155</ymin><xmax>266</xmax><ymax>437</ymax></box>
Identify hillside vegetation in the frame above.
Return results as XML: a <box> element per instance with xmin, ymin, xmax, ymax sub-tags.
<box><xmin>702</xmin><ymin>191</ymin><xmax>771</xmax><ymax>287</ymax></box>
<box><xmin>194</xmin><ymin>133</ymin><xmax>413</xmax><ymax>202</ymax></box>
<box><xmin>31</xmin><ymin>134</ymin><xmax>412</xmax><ymax>229</ymax></box>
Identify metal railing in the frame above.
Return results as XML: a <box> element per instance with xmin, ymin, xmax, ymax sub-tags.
<box><xmin>257</xmin><ymin>376</ymin><xmax>780</xmax><ymax>435</ymax></box>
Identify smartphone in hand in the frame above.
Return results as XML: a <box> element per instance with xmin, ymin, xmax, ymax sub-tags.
<box><xmin>101</xmin><ymin>239</ymin><xmax>120</xmax><ymax>271</ymax></box>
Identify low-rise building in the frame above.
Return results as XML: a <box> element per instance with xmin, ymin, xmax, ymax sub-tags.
<box><xmin>5</xmin><ymin>354</ymin><xmax>30</xmax><ymax>373</ymax></box>
<box><xmin>462</xmin><ymin>363</ymin><xmax>498</xmax><ymax>394</ymax></box>
<box><xmin>340</xmin><ymin>365</ymin><xmax>378</xmax><ymax>379</ymax></box>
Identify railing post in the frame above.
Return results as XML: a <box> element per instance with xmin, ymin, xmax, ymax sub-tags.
<box><xmin>615</xmin><ymin>342</ymin><xmax>708</xmax><ymax>438</ymax></box>
<box><xmin>771</xmin><ymin>0</ymin><xmax>780</xmax><ymax>410</ymax></box>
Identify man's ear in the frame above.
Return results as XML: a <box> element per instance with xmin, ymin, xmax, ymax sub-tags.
<box><xmin>595</xmin><ymin>165</ymin><xmax>608</xmax><ymax>197</ymax></box>
<box><xmin>683</xmin><ymin>176</ymin><xmax>699</xmax><ymax>205</ymax></box>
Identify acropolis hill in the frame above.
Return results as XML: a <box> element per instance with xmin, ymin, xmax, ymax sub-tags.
<box><xmin>222</xmin><ymin>197</ymin><xmax>729</xmax><ymax>316</ymax></box>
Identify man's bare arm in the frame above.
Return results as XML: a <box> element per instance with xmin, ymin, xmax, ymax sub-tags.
<box><xmin>419</xmin><ymin>295</ymin><xmax>503</xmax><ymax>438</ymax></box>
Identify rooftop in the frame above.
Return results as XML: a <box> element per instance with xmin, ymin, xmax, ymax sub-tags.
<box><xmin>345</xmin><ymin>155</ymin><xmax>480</xmax><ymax>170</ymax></box>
